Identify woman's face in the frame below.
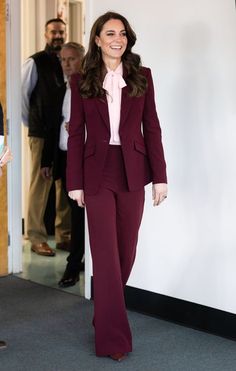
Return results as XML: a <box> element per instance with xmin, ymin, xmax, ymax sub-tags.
<box><xmin>95</xmin><ymin>19</ymin><xmax>128</xmax><ymax>66</ymax></box>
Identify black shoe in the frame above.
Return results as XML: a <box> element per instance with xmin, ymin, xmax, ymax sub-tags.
<box><xmin>0</xmin><ymin>341</ymin><xmax>7</xmax><ymax>349</ymax></box>
<box><xmin>80</xmin><ymin>262</ymin><xmax>85</xmax><ymax>271</ymax></box>
<box><xmin>58</xmin><ymin>269</ymin><xmax>80</xmax><ymax>288</ymax></box>
<box><xmin>56</xmin><ymin>241</ymin><xmax>71</xmax><ymax>252</ymax></box>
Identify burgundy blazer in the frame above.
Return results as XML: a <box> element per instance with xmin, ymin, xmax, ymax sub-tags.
<box><xmin>67</xmin><ymin>67</ymin><xmax>167</xmax><ymax>195</ymax></box>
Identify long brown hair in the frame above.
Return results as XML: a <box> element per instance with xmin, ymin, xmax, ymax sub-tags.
<box><xmin>80</xmin><ymin>11</ymin><xmax>147</xmax><ymax>98</ymax></box>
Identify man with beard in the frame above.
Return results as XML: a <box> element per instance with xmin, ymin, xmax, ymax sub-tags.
<box><xmin>22</xmin><ymin>18</ymin><xmax>71</xmax><ymax>256</ymax></box>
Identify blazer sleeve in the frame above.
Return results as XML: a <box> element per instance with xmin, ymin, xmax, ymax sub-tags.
<box><xmin>142</xmin><ymin>68</ymin><xmax>167</xmax><ymax>184</ymax></box>
<box><xmin>66</xmin><ymin>73</ymin><xmax>85</xmax><ymax>191</ymax></box>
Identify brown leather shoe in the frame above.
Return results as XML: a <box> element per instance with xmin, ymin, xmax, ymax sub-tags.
<box><xmin>31</xmin><ymin>242</ymin><xmax>55</xmax><ymax>256</ymax></box>
<box><xmin>109</xmin><ymin>353</ymin><xmax>127</xmax><ymax>362</ymax></box>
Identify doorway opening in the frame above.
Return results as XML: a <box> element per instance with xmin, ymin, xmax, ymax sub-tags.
<box><xmin>18</xmin><ymin>0</ymin><xmax>85</xmax><ymax>297</ymax></box>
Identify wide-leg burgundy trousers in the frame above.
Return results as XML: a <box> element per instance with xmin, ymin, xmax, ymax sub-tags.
<box><xmin>85</xmin><ymin>146</ymin><xmax>145</xmax><ymax>356</ymax></box>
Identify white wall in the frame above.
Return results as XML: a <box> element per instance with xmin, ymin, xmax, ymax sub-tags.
<box><xmin>86</xmin><ymin>0</ymin><xmax>236</xmax><ymax>313</ymax></box>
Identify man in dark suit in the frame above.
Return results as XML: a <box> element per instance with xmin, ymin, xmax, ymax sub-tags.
<box><xmin>41</xmin><ymin>42</ymin><xmax>85</xmax><ymax>287</ymax></box>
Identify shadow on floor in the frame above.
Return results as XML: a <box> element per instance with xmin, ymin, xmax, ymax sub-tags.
<box><xmin>16</xmin><ymin>239</ymin><xmax>84</xmax><ymax>297</ymax></box>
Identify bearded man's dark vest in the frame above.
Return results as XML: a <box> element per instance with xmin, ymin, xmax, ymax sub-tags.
<box><xmin>28</xmin><ymin>45</ymin><xmax>65</xmax><ymax>138</ymax></box>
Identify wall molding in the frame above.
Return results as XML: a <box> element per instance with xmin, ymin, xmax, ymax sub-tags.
<box><xmin>124</xmin><ymin>286</ymin><xmax>236</xmax><ymax>341</ymax></box>
<box><xmin>91</xmin><ymin>278</ymin><xmax>236</xmax><ymax>341</ymax></box>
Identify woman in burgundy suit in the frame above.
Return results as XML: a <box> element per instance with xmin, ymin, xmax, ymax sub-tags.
<box><xmin>67</xmin><ymin>11</ymin><xmax>168</xmax><ymax>361</ymax></box>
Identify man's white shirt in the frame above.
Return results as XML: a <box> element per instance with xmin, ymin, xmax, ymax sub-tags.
<box><xmin>21</xmin><ymin>58</ymin><xmax>38</xmax><ymax>127</ymax></box>
<box><xmin>59</xmin><ymin>80</ymin><xmax>71</xmax><ymax>151</ymax></box>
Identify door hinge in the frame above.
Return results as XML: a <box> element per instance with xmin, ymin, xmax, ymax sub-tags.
<box><xmin>8</xmin><ymin>233</ymin><xmax>10</xmax><ymax>246</ymax></box>
<box><xmin>6</xmin><ymin>3</ymin><xmax>10</xmax><ymax>22</ymax></box>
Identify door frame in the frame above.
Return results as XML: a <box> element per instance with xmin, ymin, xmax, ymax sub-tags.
<box><xmin>6</xmin><ymin>0</ymin><xmax>22</xmax><ymax>273</ymax></box>
<box><xmin>0</xmin><ymin>0</ymin><xmax>8</xmax><ymax>276</ymax></box>
<box><xmin>6</xmin><ymin>0</ymin><xmax>92</xmax><ymax>304</ymax></box>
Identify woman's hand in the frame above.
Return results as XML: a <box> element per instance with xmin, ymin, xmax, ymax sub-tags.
<box><xmin>65</xmin><ymin>122</ymin><xmax>69</xmax><ymax>133</ymax></box>
<box><xmin>152</xmin><ymin>183</ymin><xmax>168</xmax><ymax>206</ymax></box>
<box><xmin>68</xmin><ymin>189</ymin><xmax>85</xmax><ymax>208</ymax></box>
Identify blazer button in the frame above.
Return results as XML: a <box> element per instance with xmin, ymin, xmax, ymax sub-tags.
<box><xmin>103</xmin><ymin>139</ymin><xmax>108</xmax><ymax>143</ymax></box>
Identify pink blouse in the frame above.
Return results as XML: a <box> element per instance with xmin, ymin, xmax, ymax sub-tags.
<box><xmin>103</xmin><ymin>63</ymin><xmax>126</xmax><ymax>145</ymax></box>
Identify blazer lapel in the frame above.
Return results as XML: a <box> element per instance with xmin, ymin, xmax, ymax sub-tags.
<box><xmin>120</xmin><ymin>85</ymin><xmax>132</xmax><ymax>130</ymax></box>
<box><xmin>94</xmin><ymin>65</ymin><xmax>132</xmax><ymax>132</ymax></box>
<box><xmin>95</xmin><ymin>97</ymin><xmax>110</xmax><ymax>130</ymax></box>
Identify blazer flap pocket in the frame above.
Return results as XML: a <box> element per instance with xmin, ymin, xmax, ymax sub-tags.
<box><xmin>134</xmin><ymin>141</ymin><xmax>147</xmax><ymax>155</ymax></box>
<box><xmin>84</xmin><ymin>145</ymin><xmax>95</xmax><ymax>159</ymax></box>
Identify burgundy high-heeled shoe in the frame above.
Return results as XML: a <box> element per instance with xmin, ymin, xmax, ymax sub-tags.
<box><xmin>109</xmin><ymin>353</ymin><xmax>127</xmax><ymax>361</ymax></box>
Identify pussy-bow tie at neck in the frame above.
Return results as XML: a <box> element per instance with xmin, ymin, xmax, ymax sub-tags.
<box><xmin>103</xmin><ymin>70</ymin><xmax>127</xmax><ymax>102</ymax></box>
